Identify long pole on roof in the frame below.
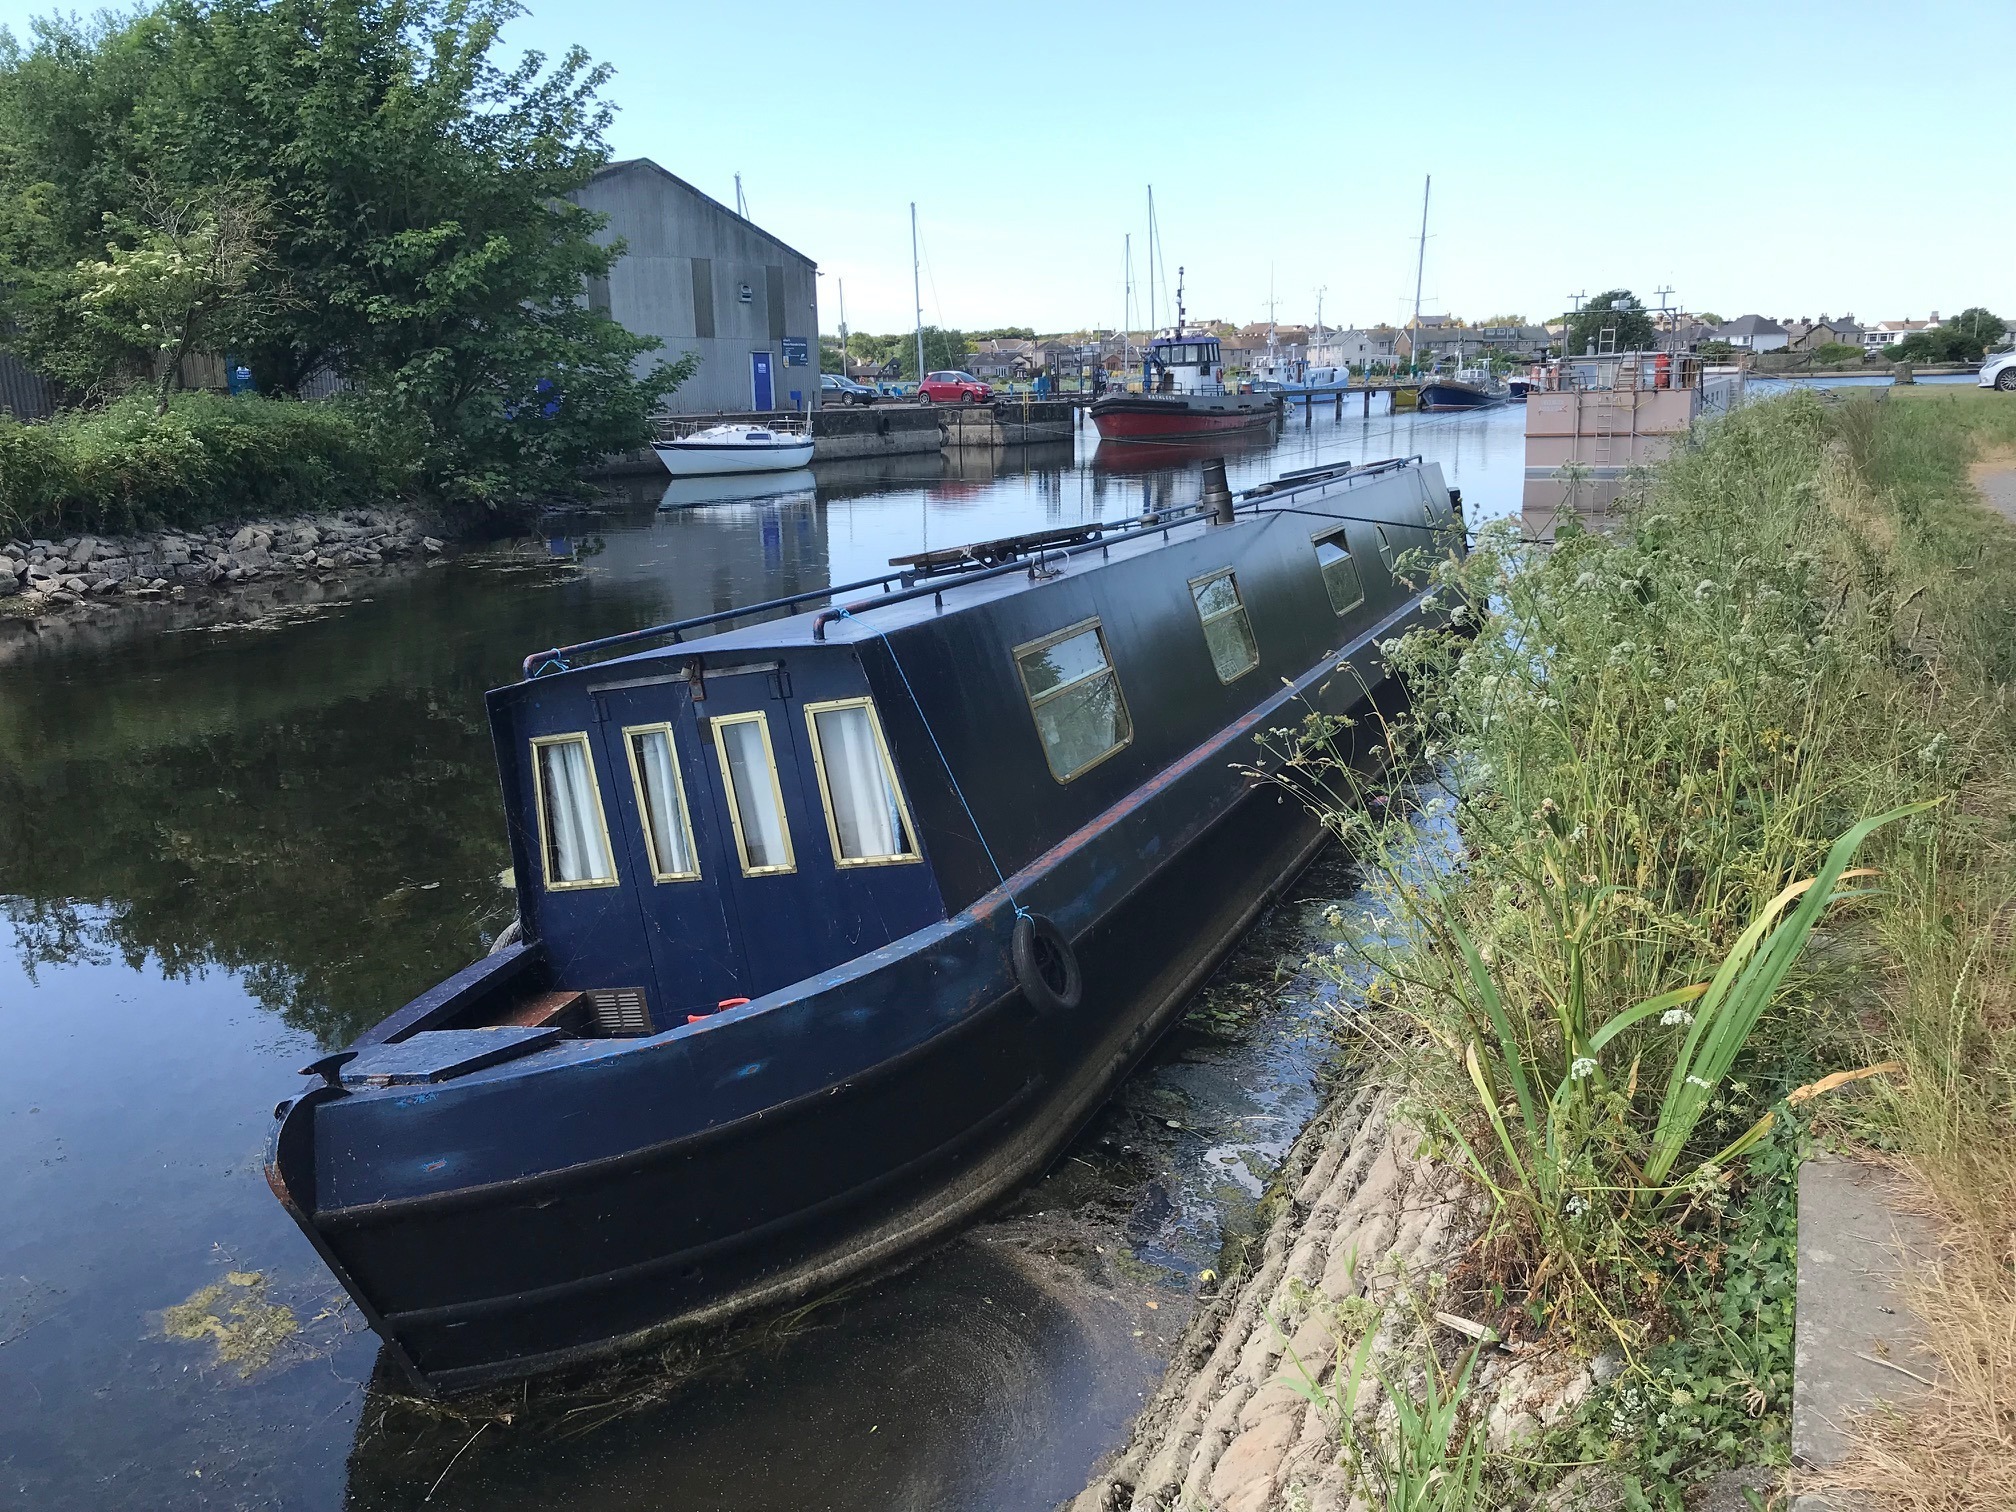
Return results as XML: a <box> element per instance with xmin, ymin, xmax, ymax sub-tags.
<box><xmin>1146</xmin><ymin>186</ymin><xmax>1157</xmax><ymax>338</ymax></box>
<box><xmin>910</xmin><ymin>202</ymin><xmax>924</xmax><ymax>384</ymax></box>
<box><xmin>1410</xmin><ymin>175</ymin><xmax>1431</xmax><ymax>375</ymax></box>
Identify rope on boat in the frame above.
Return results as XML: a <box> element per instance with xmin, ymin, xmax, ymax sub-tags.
<box><xmin>833</xmin><ymin>607</ymin><xmax>1030</xmax><ymax>923</ymax></box>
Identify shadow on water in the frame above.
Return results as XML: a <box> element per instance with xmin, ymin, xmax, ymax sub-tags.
<box><xmin>0</xmin><ymin>402</ymin><xmax>1523</xmax><ymax>1510</ymax></box>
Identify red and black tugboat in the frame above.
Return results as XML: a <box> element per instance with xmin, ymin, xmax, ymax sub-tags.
<box><xmin>1091</xmin><ymin>276</ymin><xmax>1280</xmax><ymax>442</ymax></box>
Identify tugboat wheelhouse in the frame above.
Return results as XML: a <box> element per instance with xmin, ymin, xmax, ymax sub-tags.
<box><xmin>265</xmin><ymin>454</ymin><xmax>1467</xmax><ymax>1395</ymax></box>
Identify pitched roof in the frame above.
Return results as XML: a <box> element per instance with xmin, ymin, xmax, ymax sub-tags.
<box><xmin>585</xmin><ymin>159</ymin><xmax>817</xmax><ymax>267</ymax></box>
<box><xmin>1717</xmin><ymin>314</ymin><xmax>1788</xmax><ymax>337</ymax></box>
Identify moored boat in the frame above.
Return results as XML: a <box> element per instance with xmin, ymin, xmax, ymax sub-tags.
<box><xmin>1092</xmin><ymin>282</ymin><xmax>1279</xmax><ymax>441</ymax></box>
<box><xmin>653</xmin><ymin>420</ymin><xmax>815</xmax><ymax>477</ymax></box>
<box><xmin>265</xmin><ymin>455</ymin><xmax>1465</xmax><ymax>1396</ymax></box>
<box><xmin>1416</xmin><ymin>379</ymin><xmax>1495</xmax><ymax>411</ymax></box>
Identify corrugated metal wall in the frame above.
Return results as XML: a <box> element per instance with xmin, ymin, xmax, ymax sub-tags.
<box><xmin>0</xmin><ymin>350</ymin><xmax>54</xmax><ymax>420</ymax></box>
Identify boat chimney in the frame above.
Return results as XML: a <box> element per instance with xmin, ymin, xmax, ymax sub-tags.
<box><xmin>1201</xmin><ymin>458</ymin><xmax>1234</xmax><ymax>525</ymax></box>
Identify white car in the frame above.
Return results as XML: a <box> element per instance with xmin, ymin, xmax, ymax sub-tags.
<box><xmin>1981</xmin><ymin>348</ymin><xmax>2016</xmax><ymax>391</ymax></box>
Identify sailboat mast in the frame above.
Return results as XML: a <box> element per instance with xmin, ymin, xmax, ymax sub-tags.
<box><xmin>1411</xmin><ymin>175</ymin><xmax>1430</xmax><ymax>371</ymax></box>
<box><xmin>1123</xmin><ymin>233</ymin><xmax>1134</xmax><ymax>371</ymax></box>
<box><xmin>1146</xmin><ymin>186</ymin><xmax>1157</xmax><ymax>337</ymax></box>
<box><xmin>910</xmin><ymin>202</ymin><xmax>925</xmax><ymax>384</ymax></box>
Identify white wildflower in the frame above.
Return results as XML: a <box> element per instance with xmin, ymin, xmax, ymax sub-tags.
<box><xmin>1570</xmin><ymin>1056</ymin><xmax>1598</xmax><ymax>1081</ymax></box>
<box><xmin>1694</xmin><ymin>579</ymin><xmax>1717</xmax><ymax>600</ymax></box>
<box><xmin>1686</xmin><ymin>1074</ymin><xmax>1712</xmax><ymax>1090</ymax></box>
<box><xmin>1664</xmin><ymin>697</ymin><xmax>1678</xmax><ymax>714</ymax></box>
<box><xmin>1660</xmin><ymin>1008</ymin><xmax>1694</xmax><ymax>1027</ymax></box>
<box><xmin>1564</xmin><ymin>1195</ymin><xmax>1587</xmax><ymax>1218</ymax></box>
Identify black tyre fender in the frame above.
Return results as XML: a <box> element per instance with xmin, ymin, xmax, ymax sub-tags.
<box><xmin>1011</xmin><ymin>912</ymin><xmax>1082</xmax><ymax>1015</ymax></box>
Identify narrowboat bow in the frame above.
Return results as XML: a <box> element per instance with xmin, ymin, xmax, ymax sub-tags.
<box><xmin>266</xmin><ymin>456</ymin><xmax>1466</xmax><ymax>1395</ymax></box>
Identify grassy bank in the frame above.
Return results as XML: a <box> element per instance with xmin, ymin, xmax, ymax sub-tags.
<box><xmin>1281</xmin><ymin>388</ymin><xmax>2016</xmax><ymax>1506</ymax></box>
<box><xmin>0</xmin><ymin>392</ymin><xmax>415</xmax><ymax>542</ymax></box>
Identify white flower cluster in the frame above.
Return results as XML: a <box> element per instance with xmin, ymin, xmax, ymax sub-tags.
<box><xmin>1660</xmin><ymin>1008</ymin><xmax>1694</xmax><ymax>1027</ymax></box>
<box><xmin>1570</xmin><ymin>1056</ymin><xmax>1598</xmax><ymax>1081</ymax></box>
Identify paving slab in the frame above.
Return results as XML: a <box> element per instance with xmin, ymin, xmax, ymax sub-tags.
<box><xmin>1789</xmin><ymin>1156</ymin><xmax>1940</xmax><ymax>1512</ymax></box>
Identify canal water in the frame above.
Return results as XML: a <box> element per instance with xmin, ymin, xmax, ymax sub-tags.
<box><xmin>0</xmin><ymin>400</ymin><xmax>1524</xmax><ymax>1512</ymax></box>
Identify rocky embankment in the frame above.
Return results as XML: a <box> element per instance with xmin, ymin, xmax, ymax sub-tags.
<box><xmin>0</xmin><ymin>508</ymin><xmax>447</xmax><ymax>620</ymax></box>
<box><xmin>1074</xmin><ymin>1087</ymin><xmax>1599</xmax><ymax>1512</ymax></box>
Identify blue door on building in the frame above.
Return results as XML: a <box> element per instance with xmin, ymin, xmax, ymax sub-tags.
<box><xmin>750</xmin><ymin>351</ymin><xmax>774</xmax><ymax>412</ymax></box>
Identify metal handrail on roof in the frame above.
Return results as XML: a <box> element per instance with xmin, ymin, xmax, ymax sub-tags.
<box><xmin>520</xmin><ymin>456</ymin><xmax>1428</xmax><ymax>675</ymax></box>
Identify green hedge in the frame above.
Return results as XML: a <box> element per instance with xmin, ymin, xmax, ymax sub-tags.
<box><xmin>0</xmin><ymin>393</ymin><xmax>415</xmax><ymax>542</ymax></box>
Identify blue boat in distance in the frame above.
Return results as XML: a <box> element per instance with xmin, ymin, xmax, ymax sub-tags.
<box><xmin>266</xmin><ymin>456</ymin><xmax>1466</xmax><ymax>1395</ymax></box>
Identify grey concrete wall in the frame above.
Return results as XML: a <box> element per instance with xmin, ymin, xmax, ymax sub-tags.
<box><xmin>574</xmin><ymin>160</ymin><xmax>821</xmax><ymax>415</ymax></box>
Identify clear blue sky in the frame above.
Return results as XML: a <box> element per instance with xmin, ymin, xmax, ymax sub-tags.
<box><xmin>6</xmin><ymin>1</ymin><xmax>2011</xmax><ymax>337</ymax></box>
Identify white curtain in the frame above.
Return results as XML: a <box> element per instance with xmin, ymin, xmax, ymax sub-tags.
<box><xmin>815</xmin><ymin>706</ymin><xmax>905</xmax><ymax>859</ymax></box>
<box><xmin>720</xmin><ymin>719</ymin><xmax>790</xmax><ymax>870</ymax></box>
<box><xmin>633</xmin><ymin>730</ymin><xmax>696</xmax><ymax>876</ymax></box>
<box><xmin>540</xmin><ymin>739</ymin><xmax>614</xmax><ymax>883</ymax></box>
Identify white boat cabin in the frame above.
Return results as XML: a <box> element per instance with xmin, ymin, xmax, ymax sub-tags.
<box><xmin>1146</xmin><ymin>334</ymin><xmax>1228</xmax><ymax>396</ymax></box>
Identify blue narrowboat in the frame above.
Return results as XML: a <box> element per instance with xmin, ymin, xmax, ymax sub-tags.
<box><xmin>266</xmin><ymin>457</ymin><xmax>1465</xmax><ymax>1395</ymax></box>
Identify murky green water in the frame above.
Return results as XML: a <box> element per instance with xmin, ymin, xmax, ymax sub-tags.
<box><xmin>0</xmin><ymin>403</ymin><xmax>1523</xmax><ymax>1510</ymax></box>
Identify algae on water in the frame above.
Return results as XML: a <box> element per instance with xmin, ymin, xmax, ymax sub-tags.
<box><xmin>160</xmin><ymin>1270</ymin><xmax>299</xmax><ymax>1377</ymax></box>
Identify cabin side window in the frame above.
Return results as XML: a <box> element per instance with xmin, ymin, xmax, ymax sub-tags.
<box><xmin>1375</xmin><ymin>525</ymin><xmax>1398</xmax><ymax>574</ymax></box>
<box><xmin>1013</xmin><ymin>618</ymin><xmax>1133</xmax><ymax>782</ymax></box>
<box><xmin>1311</xmin><ymin>528</ymin><xmax>1365</xmax><ymax>614</ymax></box>
<box><xmin>1189</xmin><ymin>569</ymin><xmax>1260</xmax><ymax>683</ymax></box>
<box><xmin>623</xmin><ymin>724</ymin><xmax>700</xmax><ymax>882</ymax></box>
<box><xmin>531</xmin><ymin>734</ymin><xmax>619</xmax><ymax>890</ymax></box>
<box><xmin>804</xmin><ymin>698</ymin><xmax>920</xmax><ymax>866</ymax></box>
<box><xmin>711</xmin><ymin>713</ymin><xmax>797</xmax><ymax>876</ymax></box>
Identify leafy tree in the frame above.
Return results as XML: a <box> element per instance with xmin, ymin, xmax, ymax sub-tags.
<box><xmin>1892</xmin><ymin>309</ymin><xmax>2006</xmax><ymax>364</ymax></box>
<box><xmin>837</xmin><ymin>326</ymin><xmax>968</xmax><ymax>379</ymax></box>
<box><xmin>0</xmin><ymin>0</ymin><xmax>689</xmax><ymax>504</ymax></box>
<box><xmin>1564</xmin><ymin>289</ymin><xmax>1655</xmax><ymax>355</ymax></box>
<box><xmin>968</xmin><ymin>326</ymin><xmax>1033</xmax><ymax>342</ymax></box>
<box><xmin>1694</xmin><ymin>311</ymin><xmax>1724</xmax><ymax>328</ymax></box>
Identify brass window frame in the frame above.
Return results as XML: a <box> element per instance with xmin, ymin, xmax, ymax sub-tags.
<box><xmin>1011</xmin><ymin>616</ymin><xmax>1134</xmax><ymax>783</ymax></box>
<box><xmin>802</xmin><ymin>697</ymin><xmax>923</xmax><ymax>868</ymax></box>
<box><xmin>709</xmin><ymin>711</ymin><xmax>797</xmax><ymax>877</ymax></box>
<box><xmin>620</xmin><ymin>722</ymin><xmax>702</xmax><ymax>883</ymax></box>
<box><xmin>529</xmin><ymin>732</ymin><xmax>621</xmax><ymax>892</ymax></box>
<box><xmin>1310</xmin><ymin>526</ymin><xmax>1367</xmax><ymax>615</ymax></box>
<box><xmin>1187</xmin><ymin>567</ymin><xmax>1260</xmax><ymax>684</ymax></box>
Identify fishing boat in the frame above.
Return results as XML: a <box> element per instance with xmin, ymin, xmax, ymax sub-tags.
<box><xmin>1416</xmin><ymin>378</ymin><xmax>1495</xmax><ymax>411</ymax></box>
<box><xmin>653</xmin><ymin>420</ymin><xmax>815</xmax><ymax>477</ymax></box>
<box><xmin>1092</xmin><ymin>277</ymin><xmax>1279</xmax><ymax>442</ymax></box>
<box><xmin>265</xmin><ymin>454</ymin><xmax>1465</xmax><ymax>1396</ymax></box>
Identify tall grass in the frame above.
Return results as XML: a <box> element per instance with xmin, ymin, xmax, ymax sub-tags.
<box><xmin>1277</xmin><ymin>388</ymin><xmax>2016</xmax><ymax>1424</ymax></box>
<box><xmin>0</xmin><ymin>391</ymin><xmax>416</xmax><ymax>541</ymax></box>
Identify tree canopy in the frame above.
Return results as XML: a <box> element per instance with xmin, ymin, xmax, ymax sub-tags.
<box><xmin>1891</xmin><ymin>308</ymin><xmax>2007</xmax><ymax>365</ymax></box>
<box><xmin>844</xmin><ymin>327</ymin><xmax>969</xmax><ymax>379</ymax></box>
<box><xmin>1564</xmin><ymin>290</ymin><xmax>1656</xmax><ymax>355</ymax></box>
<box><xmin>0</xmin><ymin>0</ymin><xmax>688</xmax><ymax>503</ymax></box>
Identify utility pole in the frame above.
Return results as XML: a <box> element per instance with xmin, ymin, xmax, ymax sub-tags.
<box><xmin>1410</xmin><ymin>175</ymin><xmax>1430</xmax><ymax>376</ymax></box>
<box><xmin>838</xmin><ymin>276</ymin><xmax>848</xmax><ymax>377</ymax></box>
<box><xmin>911</xmin><ymin>202</ymin><xmax>925</xmax><ymax>385</ymax></box>
<box><xmin>1566</xmin><ymin>289</ymin><xmax>1588</xmax><ymax>355</ymax></box>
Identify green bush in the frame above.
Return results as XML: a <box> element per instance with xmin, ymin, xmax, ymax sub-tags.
<box><xmin>0</xmin><ymin>392</ymin><xmax>415</xmax><ymax>541</ymax></box>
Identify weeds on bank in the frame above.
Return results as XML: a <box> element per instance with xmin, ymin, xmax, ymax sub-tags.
<box><xmin>1266</xmin><ymin>389</ymin><xmax>2016</xmax><ymax>1500</ymax></box>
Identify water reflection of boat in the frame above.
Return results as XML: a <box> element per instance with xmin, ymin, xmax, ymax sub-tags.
<box><xmin>1091</xmin><ymin>429</ymin><xmax>1276</xmax><ymax>475</ymax></box>
<box><xmin>265</xmin><ymin>456</ymin><xmax>1464</xmax><ymax>1396</ymax></box>
<box><xmin>658</xmin><ymin>469</ymin><xmax>816</xmax><ymax>511</ymax></box>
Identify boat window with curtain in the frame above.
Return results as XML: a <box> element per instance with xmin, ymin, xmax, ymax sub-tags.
<box><xmin>532</xmin><ymin>734</ymin><xmax>618</xmax><ymax>889</ymax></box>
<box><xmin>805</xmin><ymin>700</ymin><xmax>918</xmax><ymax>865</ymax></box>
<box><xmin>713</xmin><ymin>714</ymin><xmax>796</xmax><ymax>875</ymax></box>
<box><xmin>1312</xmin><ymin>528</ymin><xmax>1366</xmax><ymax>614</ymax></box>
<box><xmin>1014</xmin><ymin>619</ymin><xmax>1134</xmax><ymax>782</ymax></box>
<box><xmin>624</xmin><ymin>725</ymin><xmax>700</xmax><ymax>881</ymax></box>
<box><xmin>1189</xmin><ymin>569</ymin><xmax>1260</xmax><ymax>683</ymax></box>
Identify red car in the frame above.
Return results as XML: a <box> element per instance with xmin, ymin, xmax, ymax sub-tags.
<box><xmin>916</xmin><ymin>370</ymin><xmax>992</xmax><ymax>404</ymax></box>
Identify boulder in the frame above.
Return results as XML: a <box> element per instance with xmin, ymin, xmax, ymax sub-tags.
<box><xmin>69</xmin><ymin>536</ymin><xmax>99</xmax><ymax>567</ymax></box>
<box><xmin>421</xmin><ymin>536</ymin><xmax>444</xmax><ymax>554</ymax></box>
<box><xmin>230</xmin><ymin>525</ymin><xmax>261</xmax><ymax>550</ymax></box>
<box><xmin>235</xmin><ymin>543</ymin><xmax>272</xmax><ymax>571</ymax></box>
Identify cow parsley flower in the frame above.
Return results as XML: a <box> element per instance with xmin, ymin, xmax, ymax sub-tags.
<box><xmin>1660</xmin><ymin>1008</ymin><xmax>1694</xmax><ymax>1027</ymax></box>
<box><xmin>1570</xmin><ymin>1056</ymin><xmax>1598</xmax><ymax>1081</ymax></box>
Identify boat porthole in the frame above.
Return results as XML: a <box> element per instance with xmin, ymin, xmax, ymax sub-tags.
<box><xmin>1011</xmin><ymin>913</ymin><xmax>1082</xmax><ymax>1015</ymax></box>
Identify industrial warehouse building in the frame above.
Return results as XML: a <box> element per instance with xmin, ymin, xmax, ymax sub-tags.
<box><xmin>573</xmin><ymin>159</ymin><xmax>821</xmax><ymax>415</ymax></box>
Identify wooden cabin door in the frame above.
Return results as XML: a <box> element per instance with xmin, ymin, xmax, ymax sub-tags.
<box><xmin>589</xmin><ymin>678</ymin><xmax>743</xmax><ymax>1023</ymax></box>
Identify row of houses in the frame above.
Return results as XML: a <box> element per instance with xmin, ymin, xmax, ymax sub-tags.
<box><xmin>1695</xmin><ymin>313</ymin><xmax>1951</xmax><ymax>355</ymax></box>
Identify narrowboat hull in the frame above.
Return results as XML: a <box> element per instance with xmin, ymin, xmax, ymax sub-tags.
<box><xmin>1089</xmin><ymin>393</ymin><xmax>1280</xmax><ymax>440</ymax></box>
<box><xmin>266</xmin><ymin>457</ymin><xmax>1464</xmax><ymax>1396</ymax></box>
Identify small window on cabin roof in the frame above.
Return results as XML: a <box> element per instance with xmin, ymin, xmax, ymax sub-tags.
<box><xmin>1014</xmin><ymin>619</ymin><xmax>1133</xmax><ymax>782</ymax></box>
<box><xmin>1375</xmin><ymin>525</ymin><xmax>1398</xmax><ymax>574</ymax></box>
<box><xmin>805</xmin><ymin>699</ymin><xmax>919</xmax><ymax>866</ymax></box>
<box><xmin>532</xmin><ymin>734</ymin><xmax>618</xmax><ymax>890</ymax></box>
<box><xmin>624</xmin><ymin>725</ymin><xmax>700</xmax><ymax>882</ymax></box>
<box><xmin>1190</xmin><ymin>569</ymin><xmax>1260</xmax><ymax>683</ymax></box>
<box><xmin>1312</xmin><ymin>528</ymin><xmax>1365</xmax><ymax>615</ymax></box>
<box><xmin>712</xmin><ymin>713</ymin><xmax>796</xmax><ymax>876</ymax></box>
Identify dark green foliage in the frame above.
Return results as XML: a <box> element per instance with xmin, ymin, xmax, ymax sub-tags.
<box><xmin>845</xmin><ymin>326</ymin><xmax>969</xmax><ymax>379</ymax></box>
<box><xmin>1565</xmin><ymin>290</ymin><xmax>1656</xmax><ymax>355</ymax></box>
<box><xmin>0</xmin><ymin>390</ymin><xmax>410</xmax><ymax>539</ymax></box>
<box><xmin>1891</xmin><ymin>308</ymin><xmax>2007</xmax><ymax>364</ymax></box>
<box><xmin>0</xmin><ymin>0</ymin><xmax>690</xmax><ymax>509</ymax></box>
